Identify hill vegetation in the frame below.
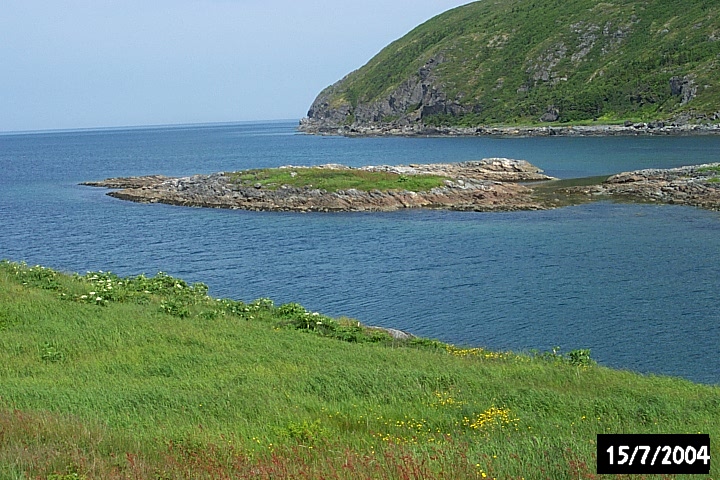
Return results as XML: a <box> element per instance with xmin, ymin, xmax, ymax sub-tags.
<box><xmin>1</xmin><ymin>260</ymin><xmax>719</xmax><ymax>478</ymax></box>
<box><xmin>302</xmin><ymin>0</ymin><xmax>720</xmax><ymax>130</ymax></box>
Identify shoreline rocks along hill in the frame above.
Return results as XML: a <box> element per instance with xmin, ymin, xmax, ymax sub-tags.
<box><xmin>298</xmin><ymin>120</ymin><xmax>720</xmax><ymax>138</ymax></box>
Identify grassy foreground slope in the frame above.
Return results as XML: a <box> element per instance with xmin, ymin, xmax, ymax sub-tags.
<box><xmin>0</xmin><ymin>261</ymin><xmax>718</xmax><ymax>479</ymax></box>
<box><xmin>306</xmin><ymin>0</ymin><xmax>720</xmax><ymax>127</ymax></box>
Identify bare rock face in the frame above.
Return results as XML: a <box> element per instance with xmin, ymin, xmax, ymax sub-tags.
<box><xmin>300</xmin><ymin>54</ymin><xmax>477</xmax><ymax>134</ymax></box>
<box><xmin>83</xmin><ymin>159</ymin><xmax>554</xmax><ymax>213</ymax></box>
<box><xmin>540</xmin><ymin>107</ymin><xmax>560</xmax><ymax>123</ymax></box>
<box><xmin>669</xmin><ymin>75</ymin><xmax>698</xmax><ymax>105</ymax></box>
<box><xmin>303</xmin><ymin>77</ymin><xmax>354</xmax><ymax>128</ymax></box>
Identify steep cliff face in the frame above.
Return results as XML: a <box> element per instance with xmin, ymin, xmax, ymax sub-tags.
<box><xmin>300</xmin><ymin>0</ymin><xmax>720</xmax><ymax>133</ymax></box>
<box><xmin>301</xmin><ymin>54</ymin><xmax>473</xmax><ymax>133</ymax></box>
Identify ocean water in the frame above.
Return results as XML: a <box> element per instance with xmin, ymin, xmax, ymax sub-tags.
<box><xmin>1</xmin><ymin>121</ymin><xmax>719</xmax><ymax>384</ymax></box>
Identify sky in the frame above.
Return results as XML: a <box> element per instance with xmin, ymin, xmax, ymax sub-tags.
<box><xmin>0</xmin><ymin>1</ymin><xmax>474</xmax><ymax>132</ymax></box>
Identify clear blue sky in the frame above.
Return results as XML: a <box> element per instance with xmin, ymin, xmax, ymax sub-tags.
<box><xmin>1</xmin><ymin>1</ymin><xmax>473</xmax><ymax>132</ymax></box>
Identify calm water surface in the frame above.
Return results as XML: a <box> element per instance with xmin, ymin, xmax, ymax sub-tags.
<box><xmin>1</xmin><ymin>121</ymin><xmax>718</xmax><ymax>384</ymax></box>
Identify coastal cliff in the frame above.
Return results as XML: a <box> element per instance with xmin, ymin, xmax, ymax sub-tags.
<box><xmin>300</xmin><ymin>0</ymin><xmax>720</xmax><ymax>135</ymax></box>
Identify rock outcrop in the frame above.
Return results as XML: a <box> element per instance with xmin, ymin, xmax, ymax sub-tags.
<box><xmin>358</xmin><ymin>158</ymin><xmax>552</xmax><ymax>182</ymax></box>
<box><xmin>562</xmin><ymin>163</ymin><xmax>720</xmax><ymax>210</ymax></box>
<box><xmin>669</xmin><ymin>75</ymin><xmax>698</xmax><ymax>106</ymax></box>
<box><xmin>302</xmin><ymin>54</ymin><xmax>478</xmax><ymax>134</ymax></box>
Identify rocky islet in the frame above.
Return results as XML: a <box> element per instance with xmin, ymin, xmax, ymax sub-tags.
<box><xmin>83</xmin><ymin>159</ymin><xmax>553</xmax><ymax>212</ymax></box>
<box><xmin>83</xmin><ymin>160</ymin><xmax>720</xmax><ymax>212</ymax></box>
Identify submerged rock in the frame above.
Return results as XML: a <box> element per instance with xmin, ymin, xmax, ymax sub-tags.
<box><xmin>81</xmin><ymin>175</ymin><xmax>172</xmax><ymax>189</ymax></box>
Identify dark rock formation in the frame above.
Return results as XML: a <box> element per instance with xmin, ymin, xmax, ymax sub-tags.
<box><xmin>540</xmin><ymin>107</ymin><xmax>560</xmax><ymax>123</ymax></box>
<box><xmin>670</xmin><ymin>75</ymin><xmax>698</xmax><ymax>105</ymax></box>
<box><xmin>300</xmin><ymin>54</ymin><xmax>480</xmax><ymax>134</ymax></box>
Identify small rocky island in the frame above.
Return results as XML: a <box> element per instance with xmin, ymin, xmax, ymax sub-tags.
<box><xmin>83</xmin><ymin>160</ymin><xmax>720</xmax><ymax>212</ymax></box>
<box><xmin>83</xmin><ymin>159</ymin><xmax>555</xmax><ymax>212</ymax></box>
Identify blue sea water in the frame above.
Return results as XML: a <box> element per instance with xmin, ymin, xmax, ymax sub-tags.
<box><xmin>1</xmin><ymin>121</ymin><xmax>719</xmax><ymax>384</ymax></box>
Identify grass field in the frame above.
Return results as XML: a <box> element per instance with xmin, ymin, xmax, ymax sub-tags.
<box><xmin>227</xmin><ymin>167</ymin><xmax>447</xmax><ymax>193</ymax></box>
<box><xmin>0</xmin><ymin>261</ymin><xmax>717</xmax><ymax>479</ymax></box>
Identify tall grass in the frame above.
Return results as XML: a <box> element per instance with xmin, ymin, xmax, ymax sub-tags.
<box><xmin>0</xmin><ymin>261</ymin><xmax>717</xmax><ymax>479</ymax></box>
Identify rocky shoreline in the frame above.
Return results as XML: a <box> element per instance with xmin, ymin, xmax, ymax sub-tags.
<box><xmin>83</xmin><ymin>161</ymin><xmax>720</xmax><ymax>213</ymax></box>
<box><xmin>82</xmin><ymin>159</ymin><xmax>554</xmax><ymax>212</ymax></box>
<box><xmin>298</xmin><ymin>119</ymin><xmax>720</xmax><ymax>138</ymax></box>
<box><xmin>561</xmin><ymin>163</ymin><xmax>720</xmax><ymax>210</ymax></box>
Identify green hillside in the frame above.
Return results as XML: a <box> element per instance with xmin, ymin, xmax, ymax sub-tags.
<box><xmin>1</xmin><ymin>261</ymin><xmax>719</xmax><ymax>478</ymax></box>
<box><xmin>302</xmin><ymin>0</ymin><xmax>720</xmax><ymax>130</ymax></box>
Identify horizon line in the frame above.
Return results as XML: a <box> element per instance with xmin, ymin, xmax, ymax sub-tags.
<box><xmin>0</xmin><ymin>118</ymin><xmax>302</xmax><ymax>137</ymax></box>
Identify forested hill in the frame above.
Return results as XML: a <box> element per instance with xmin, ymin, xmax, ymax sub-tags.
<box><xmin>300</xmin><ymin>0</ymin><xmax>720</xmax><ymax>132</ymax></box>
